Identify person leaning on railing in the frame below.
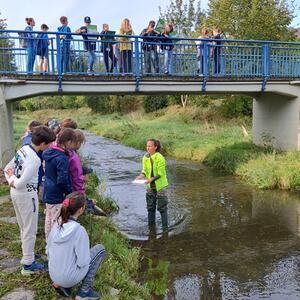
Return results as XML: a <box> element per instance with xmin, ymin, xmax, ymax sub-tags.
<box><xmin>140</xmin><ymin>20</ymin><xmax>159</xmax><ymax>75</ymax></box>
<box><xmin>75</xmin><ymin>16</ymin><xmax>99</xmax><ymax>75</ymax></box>
<box><xmin>158</xmin><ymin>23</ymin><xmax>174</xmax><ymax>75</ymax></box>
<box><xmin>117</xmin><ymin>18</ymin><xmax>134</xmax><ymax>74</ymax></box>
<box><xmin>212</xmin><ymin>27</ymin><xmax>222</xmax><ymax>75</ymax></box>
<box><xmin>195</xmin><ymin>27</ymin><xmax>210</xmax><ymax>76</ymax></box>
<box><xmin>24</xmin><ymin>17</ymin><xmax>36</xmax><ymax>74</ymax></box>
<box><xmin>36</xmin><ymin>24</ymin><xmax>50</xmax><ymax>75</ymax></box>
<box><xmin>100</xmin><ymin>24</ymin><xmax>118</xmax><ymax>73</ymax></box>
<box><xmin>58</xmin><ymin>16</ymin><xmax>73</xmax><ymax>73</ymax></box>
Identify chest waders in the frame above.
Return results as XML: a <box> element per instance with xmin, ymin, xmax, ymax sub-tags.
<box><xmin>146</xmin><ymin>156</ymin><xmax>168</xmax><ymax>230</ymax></box>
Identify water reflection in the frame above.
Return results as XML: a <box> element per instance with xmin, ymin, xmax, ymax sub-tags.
<box><xmin>82</xmin><ymin>133</ymin><xmax>300</xmax><ymax>299</ymax></box>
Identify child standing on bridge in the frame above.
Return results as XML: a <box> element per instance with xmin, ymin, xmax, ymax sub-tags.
<box><xmin>135</xmin><ymin>139</ymin><xmax>169</xmax><ymax>231</ymax></box>
<box><xmin>4</xmin><ymin>126</ymin><xmax>56</xmax><ymax>275</ymax></box>
<box><xmin>36</xmin><ymin>24</ymin><xmax>50</xmax><ymax>74</ymax></box>
<box><xmin>24</xmin><ymin>17</ymin><xmax>36</xmax><ymax>74</ymax></box>
<box><xmin>58</xmin><ymin>16</ymin><xmax>72</xmax><ymax>73</ymax></box>
<box><xmin>159</xmin><ymin>23</ymin><xmax>174</xmax><ymax>75</ymax></box>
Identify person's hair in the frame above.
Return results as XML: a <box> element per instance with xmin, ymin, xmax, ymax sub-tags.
<box><xmin>147</xmin><ymin>138</ymin><xmax>161</xmax><ymax>152</ymax></box>
<box><xmin>120</xmin><ymin>18</ymin><xmax>132</xmax><ymax>33</ymax></box>
<box><xmin>74</xmin><ymin>129</ymin><xmax>86</xmax><ymax>144</ymax></box>
<box><xmin>148</xmin><ymin>20</ymin><xmax>155</xmax><ymax>28</ymax></box>
<box><xmin>41</xmin><ymin>24</ymin><xmax>49</xmax><ymax>30</ymax></box>
<box><xmin>27</xmin><ymin>120</ymin><xmax>42</xmax><ymax>132</ymax></box>
<box><xmin>56</xmin><ymin>128</ymin><xmax>76</xmax><ymax>148</ymax></box>
<box><xmin>25</xmin><ymin>18</ymin><xmax>34</xmax><ymax>25</ymax></box>
<box><xmin>201</xmin><ymin>27</ymin><xmax>210</xmax><ymax>37</ymax></box>
<box><xmin>60</xmin><ymin>16</ymin><xmax>68</xmax><ymax>25</ymax></box>
<box><xmin>31</xmin><ymin>125</ymin><xmax>56</xmax><ymax>146</ymax></box>
<box><xmin>55</xmin><ymin>118</ymin><xmax>78</xmax><ymax>134</ymax></box>
<box><xmin>164</xmin><ymin>22</ymin><xmax>174</xmax><ymax>34</ymax></box>
<box><xmin>213</xmin><ymin>27</ymin><xmax>221</xmax><ymax>34</ymax></box>
<box><xmin>59</xmin><ymin>192</ymin><xmax>86</xmax><ymax>228</ymax></box>
<box><xmin>103</xmin><ymin>23</ymin><xmax>109</xmax><ymax>29</ymax></box>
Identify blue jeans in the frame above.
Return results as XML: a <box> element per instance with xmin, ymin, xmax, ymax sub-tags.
<box><xmin>27</xmin><ymin>46</ymin><xmax>36</xmax><ymax>74</ymax></box>
<box><xmin>88</xmin><ymin>50</ymin><xmax>96</xmax><ymax>71</ymax></box>
<box><xmin>164</xmin><ymin>50</ymin><xmax>172</xmax><ymax>74</ymax></box>
<box><xmin>80</xmin><ymin>244</ymin><xmax>106</xmax><ymax>292</ymax></box>
<box><xmin>61</xmin><ymin>45</ymin><xmax>70</xmax><ymax>73</ymax></box>
<box><xmin>144</xmin><ymin>49</ymin><xmax>159</xmax><ymax>74</ymax></box>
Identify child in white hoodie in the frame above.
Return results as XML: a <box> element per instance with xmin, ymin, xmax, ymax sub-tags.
<box><xmin>47</xmin><ymin>192</ymin><xmax>106</xmax><ymax>299</ymax></box>
<box><xmin>4</xmin><ymin>125</ymin><xmax>56</xmax><ymax>275</ymax></box>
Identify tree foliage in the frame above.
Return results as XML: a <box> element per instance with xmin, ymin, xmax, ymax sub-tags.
<box><xmin>0</xmin><ymin>13</ymin><xmax>16</xmax><ymax>72</ymax></box>
<box><xmin>206</xmin><ymin>0</ymin><xmax>296</xmax><ymax>40</ymax></box>
<box><xmin>159</xmin><ymin>0</ymin><xmax>206</xmax><ymax>36</ymax></box>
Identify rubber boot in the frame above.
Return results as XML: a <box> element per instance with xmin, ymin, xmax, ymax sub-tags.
<box><xmin>148</xmin><ymin>211</ymin><xmax>156</xmax><ymax>226</ymax></box>
<box><xmin>160</xmin><ymin>211</ymin><xmax>168</xmax><ymax>231</ymax></box>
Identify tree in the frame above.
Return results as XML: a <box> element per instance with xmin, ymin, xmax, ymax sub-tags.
<box><xmin>206</xmin><ymin>0</ymin><xmax>296</xmax><ymax>41</ymax></box>
<box><xmin>159</xmin><ymin>0</ymin><xmax>206</xmax><ymax>36</ymax></box>
<box><xmin>0</xmin><ymin>13</ymin><xmax>16</xmax><ymax>72</ymax></box>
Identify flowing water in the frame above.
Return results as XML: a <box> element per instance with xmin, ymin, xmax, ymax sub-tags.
<box><xmin>82</xmin><ymin>132</ymin><xmax>300</xmax><ymax>300</ymax></box>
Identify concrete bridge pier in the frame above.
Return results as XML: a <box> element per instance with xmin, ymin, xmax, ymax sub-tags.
<box><xmin>0</xmin><ymin>85</ymin><xmax>14</xmax><ymax>168</ymax></box>
<box><xmin>253</xmin><ymin>92</ymin><xmax>300</xmax><ymax>150</ymax></box>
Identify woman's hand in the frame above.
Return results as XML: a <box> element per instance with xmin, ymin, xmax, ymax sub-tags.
<box><xmin>135</xmin><ymin>174</ymin><xmax>145</xmax><ymax>181</ymax></box>
<box><xmin>146</xmin><ymin>178</ymin><xmax>153</xmax><ymax>184</ymax></box>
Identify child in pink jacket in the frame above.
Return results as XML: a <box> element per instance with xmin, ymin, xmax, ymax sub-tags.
<box><xmin>69</xmin><ymin>129</ymin><xmax>86</xmax><ymax>194</ymax></box>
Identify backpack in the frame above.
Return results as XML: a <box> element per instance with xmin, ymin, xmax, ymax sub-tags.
<box><xmin>18</xmin><ymin>31</ymin><xmax>28</xmax><ymax>48</ymax></box>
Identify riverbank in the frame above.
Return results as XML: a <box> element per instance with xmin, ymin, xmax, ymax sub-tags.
<box><xmin>10</xmin><ymin>107</ymin><xmax>300</xmax><ymax>191</ymax></box>
<box><xmin>0</xmin><ymin>115</ymin><xmax>152</xmax><ymax>299</ymax></box>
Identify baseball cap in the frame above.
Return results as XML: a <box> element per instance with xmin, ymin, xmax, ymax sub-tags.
<box><xmin>84</xmin><ymin>16</ymin><xmax>91</xmax><ymax>23</ymax></box>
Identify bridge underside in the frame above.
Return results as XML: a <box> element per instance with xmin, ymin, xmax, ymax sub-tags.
<box><xmin>0</xmin><ymin>78</ymin><xmax>300</xmax><ymax>167</ymax></box>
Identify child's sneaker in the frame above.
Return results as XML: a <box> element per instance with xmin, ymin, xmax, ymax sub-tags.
<box><xmin>21</xmin><ymin>261</ymin><xmax>45</xmax><ymax>275</ymax></box>
<box><xmin>75</xmin><ymin>288</ymin><xmax>100</xmax><ymax>300</ymax></box>
<box><xmin>53</xmin><ymin>283</ymin><xmax>72</xmax><ymax>297</ymax></box>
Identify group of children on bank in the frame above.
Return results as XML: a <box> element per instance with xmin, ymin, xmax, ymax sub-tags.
<box><xmin>4</xmin><ymin>117</ymin><xmax>170</xmax><ymax>299</ymax></box>
<box><xmin>22</xmin><ymin>16</ymin><xmax>176</xmax><ymax>75</ymax></box>
<box><xmin>4</xmin><ymin>119</ymin><xmax>105</xmax><ymax>299</ymax></box>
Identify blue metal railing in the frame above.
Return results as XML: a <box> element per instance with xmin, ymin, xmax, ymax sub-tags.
<box><xmin>1</xmin><ymin>29</ymin><xmax>300</xmax><ymax>92</ymax></box>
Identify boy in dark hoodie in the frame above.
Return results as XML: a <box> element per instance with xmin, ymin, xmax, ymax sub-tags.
<box><xmin>42</xmin><ymin>128</ymin><xmax>77</xmax><ymax>240</ymax></box>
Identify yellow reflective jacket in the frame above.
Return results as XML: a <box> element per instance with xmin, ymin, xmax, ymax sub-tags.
<box><xmin>142</xmin><ymin>152</ymin><xmax>168</xmax><ymax>191</ymax></box>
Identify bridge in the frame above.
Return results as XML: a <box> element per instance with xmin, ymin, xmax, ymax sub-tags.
<box><xmin>0</xmin><ymin>30</ymin><xmax>300</xmax><ymax>167</ymax></box>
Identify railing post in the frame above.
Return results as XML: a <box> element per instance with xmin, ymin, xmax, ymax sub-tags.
<box><xmin>202</xmin><ymin>41</ymin><xmax>209</xmax><ymax>92</ymax></box>
<box><xmin>262</xmin><ymin>44</ymin><xmax>269</xmax><ymax>91</ymax></box>
<box><xmin>50</xmin><ymin>38</ymin><xmax>55</xmax><ymax>74</ymax></box>
<box><xmin>55</xmin><ymin>34</ymin><xmax>62</xmax><ymax>92</ymax></box>
<box><xmin>134</xmin><ymin>37</ymin><xmax>140</xmax><ymax>92</ymax></box>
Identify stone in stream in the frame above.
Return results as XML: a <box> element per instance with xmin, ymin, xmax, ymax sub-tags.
<box><xmin>0</xmin><ymin>288</ymin><xmax>35</xmax><ymax>300</ymax></box>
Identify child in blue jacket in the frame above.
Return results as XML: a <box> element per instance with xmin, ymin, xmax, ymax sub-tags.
<box><xmin>42</xmin><ymin>128</ymin><xmax>77</xmax><ymax>239</ymax></box>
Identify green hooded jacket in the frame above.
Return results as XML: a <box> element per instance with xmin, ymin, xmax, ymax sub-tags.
<box><xmin>142</xmin><ymin>152</ymin><xmax>168</xmax><ymax>191</ymax></box>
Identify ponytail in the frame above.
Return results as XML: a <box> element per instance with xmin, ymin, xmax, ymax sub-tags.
<box><xmin>59</xmin><ymin>192</ymin><xmax>86</xmax><ymax>228</ymax></box>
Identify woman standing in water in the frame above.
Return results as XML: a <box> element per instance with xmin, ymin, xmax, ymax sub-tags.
<box><xmin>136</xmin><ymin>139</ymin><xmax>169</xmax><ymax>231</ymax></box>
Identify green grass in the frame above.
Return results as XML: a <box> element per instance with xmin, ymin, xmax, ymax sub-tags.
<box><xmin>0</xmin><ymin>184</ymin><xmax>9</xmax><ymax>197</ymax></box>
<box><xmin>0</xmin><ymin>172</ymin><xmax>151</xmax><ymax>299</ymax></box>
<box><xmin>12</xmin><ymin>106</ymin><xmax>300</xmax><ymax>192</ymax></box>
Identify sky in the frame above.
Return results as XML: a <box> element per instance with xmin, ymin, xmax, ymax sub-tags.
<box><xmin>1</xmin><ymin>0</ymin><xmax>300</xmax><ymax>33</ymax></box>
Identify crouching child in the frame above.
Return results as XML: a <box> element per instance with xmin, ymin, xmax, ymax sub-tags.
<box><xmin>47</xmin><ymin>192</ymin><xmax>106</xmax><ymax>299</ymax></box>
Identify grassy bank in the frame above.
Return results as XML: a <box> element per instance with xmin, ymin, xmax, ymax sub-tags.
<box><xmin>0</xmin><ymin>112</ymin><xmax>154</xmax><ymax>299</ymax></box>
<box><xmin>0</xmin><ymin>178</ymin><xmax>151</xmax><ymax>299</ymax></box>
<box><xmin>12</xmin><ymin>106</ymin><xmax>300</xmax><ymax>191</ymax></box>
